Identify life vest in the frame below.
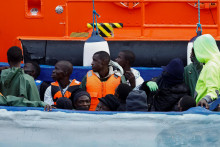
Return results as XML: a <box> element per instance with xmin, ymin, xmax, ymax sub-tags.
<box><xmin>51</xmin><ymin>79</ymin><xmax>81</xmax><ymax>105</ymax></box>
<box><xmin>86</xmin><ymin>70</ymin><xmax>121</xmax><ymax>111</ymax></box>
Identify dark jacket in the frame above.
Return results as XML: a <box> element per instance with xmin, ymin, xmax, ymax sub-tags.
<box><xmin>141</xmin><ymin>81</ymin><xmax>189</xmax><ymax>111</ymax></box>
<box><xmin>140</xmin><ymin>58</ymin><xmax>190</xmax><ymax>111</ymax></box>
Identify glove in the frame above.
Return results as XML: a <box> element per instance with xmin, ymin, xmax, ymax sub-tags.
<box><xmin>146</xmin><ymin>81</ymin><xmax>158</xmax><ymax>92</ymax></box>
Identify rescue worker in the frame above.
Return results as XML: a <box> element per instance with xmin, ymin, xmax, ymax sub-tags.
<box><xmin>193</xmin><ymin>34</ymin><xmax>220</xmax><ymax>108</ymax></box>
<box><xmin>0</xmin><ymin>46</ymin><xmax>40</xmax><ymax>101</ymax></box>
<box><xmin>80</xmin><ymin>51</ymin><xmax>126</xmax><ymax>111</ymax></box>
<box><xmin>44</xmin><ymin>60</ymin><xmax>81</xmax><ymax>106</ymax></box>
<box><xmin>115</xmin><ymin>50</ymin><xmax>144</xmax><ymax>89</ymax></box>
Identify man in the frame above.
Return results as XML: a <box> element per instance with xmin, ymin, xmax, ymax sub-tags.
<box><xmin>23</xmin><ymin>61</ymin><xmax>42</xmax><ymax>88</ymax></box>
<box><xmin>96</xmin><ymin>94</ymin><xmax>120</xmax><ymax>111</ymax></box>
<box><xmin>80</xmin><ymin>51</ymin><xmax>126</xmax><ymax>111</ymax></box>
<box><xmin>177</xmin><ymin>95</ymin><xmax>196</xmax><ymax>111</ymax></box>
<box><xmin>126</xmin><ymin>90</ymin><xmax>148</xmax><ymax>112</ymax></box>
<box><xmin>72</xmin><ymin>90</ymin><xmax>91</xmax><ymax>110</ymax></box>
<box><xmin>23</xmin><ymin>61</ymin><xmax>50</xmax><ymax>101</ymax></box>
<box><xmin>115</xmin><ymin>50</ymin><xmax>144</xmax><ymax>89</ymax></box>
<box><xmin>0</xmin><ymin>46</ymin><xmax>40</xmax><ymax>101</ymax></box>
<box><xmin>193</xmin><ymin>34</ymin><xmax>220</xmax><ymax>109</ymax></box>
<box><xmin>184</xmin><ymin>37</ymin><xmax>203</xmax><ymax>97</ymax></box>
<box><xmin>140</xmin><ymin>58</ymin><xmax>190</xmax><ymax>111</ymax></box>
<box><xmin>115</xmin><ymin>83</ymin><xmax>132</xmax><ymax>111</ymax></box>
<box><xmin>44</xmin><ymin>60</ymin><xmax>81</xmax><ymax>106</ymax></box>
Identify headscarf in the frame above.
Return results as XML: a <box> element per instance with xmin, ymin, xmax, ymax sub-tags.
<box><xmin>156</xmin><ymin>58</ymin><xmax>184</xmax><ymax>89</ymax></box>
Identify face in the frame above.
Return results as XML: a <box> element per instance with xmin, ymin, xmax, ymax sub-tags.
<box><xmin>51</xmin><ymin>63</ymin><xmax>65</xmax><ymax>81</ymax></box>
<box><xmin>91</xmin><ymin>54</ymin><xmax>103</xmax><ymax>72</ymax></box>
<box><xmin>74</xmin><ymin>95</ymin><xmax>91</xmax><ymax>110</ymax></box>
<box><xmin>23</xmin><ymin>63</ymin><xmax>35</xmax><ymax>78</ymax></box>
<box><xmin>115</xmin><ymin>52</ymin><xmax>127</xmax><ymax>68</ymax></box>
<box><xmin>96</xmin><ymin>101</ymin><xmax>110</xmax><ymax>111</ymax></box>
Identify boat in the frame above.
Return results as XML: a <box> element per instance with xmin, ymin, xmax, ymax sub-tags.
<box><xmin>1</xmin><ymin>0</ymin><xmax>219</xmax><ymax>67</ymax></box>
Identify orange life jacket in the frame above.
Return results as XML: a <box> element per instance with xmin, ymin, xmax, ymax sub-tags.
<box><xmin>51</xmin><ymin>79</ymin><xmax>81</xmax><ymax>105</ymax></box>
<box><xmin>86</xmin><ymin>70</ymin><xmax>121</xmax><ymax>111</ymax></box>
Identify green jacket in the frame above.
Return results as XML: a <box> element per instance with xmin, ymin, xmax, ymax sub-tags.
<box><xmin>0</xmin><ymin>94</ymin><xmax>47</xmax><ymax>107</ymax></box>
<box><xmin>0</xmin><ymin>67</ymin><xmax>41</xmax><ymax>101</ymax></box>
<box><xmin>184</xmin><ymin>57</ymin><xmax>203</xmax><ymax>97</ymax></box>
<box><xmin>194</xmin><ymin>34</ymin><xmax>220</xmax><ymax>103</ymax></box>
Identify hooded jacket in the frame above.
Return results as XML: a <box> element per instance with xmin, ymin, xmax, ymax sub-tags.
<box><xmin>126</xmin><ymin>90</ymin><xmax>148</xmax><ymax>111</ymax></box>
<box><xmin>140</xmin><ymin>58</ymin><xmax>190</xmax><ymax>111</ymax></box>
<box><xmin>184</xmin><ymin>56</ymin><xmax>203</xmax><ymax>97</ymax></box>
<box><xmin>0</xmin><ymin>67</ymin><xmax>40</xmax><ymax>101</ymax></box>
<box><xmin>193</xmin><ymin>34</ymin><xmax>220</xmax><ymax>103</ymax></box>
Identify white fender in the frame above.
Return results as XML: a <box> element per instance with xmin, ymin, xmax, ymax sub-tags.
<box><xmin>83</xmin><ymin>33</ymin><xmax>110</xmax><ymax>66</ymax></box>
<box><xmin>187</xmin><ymin>35</ymin><xmax>200</xmax><ymax>65</ymax></box>
<box><xmin>187</xmin><ymin>42</ymin><xmax>193</xmax><ymax>65</ymax></box>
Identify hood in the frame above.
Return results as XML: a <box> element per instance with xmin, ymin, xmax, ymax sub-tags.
<box><xmin>126</xmin><ymin>90</ymin><xmax>148</xmax><ymax>111</ymax></box>
<box><xmin>1</xmin><ymin>68</ymin><xmax>23</xmax><ymax>88</ymax></box>
<box><xmin>193</xmin><ymin>34</ymin><xmax>220</xmax><ymax>64</ymax></box>
<box><xmin>109</xmin><ymin>60</ymin><xmax>124</xmax><ymax>76</ymax></box>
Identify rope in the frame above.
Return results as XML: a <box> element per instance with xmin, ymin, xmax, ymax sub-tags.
<box><xmin>92</xmin><ymin>0</ymin><xmax>100</xmax><ymax>34</ymax></box>
<box><xmin>196</xmin><ymin>0</ymin><xmax>202</xmax><ymax>34</ymax></box>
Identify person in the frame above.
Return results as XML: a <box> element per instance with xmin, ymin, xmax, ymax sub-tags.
<box><xmin>0</xmin><ymin>46</ymin><xmax>41</xmax><ymax>101</ymax></box>
<box><xmin>184</xmin><ymin>37</ymin><xmax>203</xmax><ymax>97</ymax></box>
<box><xmin>23</xmin><ymin>61</ymin><xmax>42</xmax><ymax>88</ymax></box>
<box><xmin>115</xmin><ymin>50</ymin><xmax>144</xmax><ymax>89</ymax></box>
<box><xmin>23</xmin><ymin>61</ymin><xmax>50</xmax><ymax>101</ymax></box>
<box><xmin>140</xmin><ymin>58</ymin><xmax>190</xmax><ymax>111</ymax></box>
<box><xmin>80</xmin><ymin>51</ymin><xmax>126</xmax><ymax>111</ymax></box>
<box><xmin>126</xmin><ymin>90</ymin><xmax>148</xmax><ymax>111</ymax></box>
<box><xmin>72</xmin><ymin>90</ymin><xmax>91</xmax><ymax>110</ymax></box>
<box><xmin>177</xmin><ymin>95</ymin><xmax>196</xmax><ymax>111</ymax></box>
<box><xmin>44</xmin><ymin>60</ymin><xmax>81</xmax><ymax>106</ymax></box>
<box><xmin>96</xmin><ymin>94</ymin><xmax>120</xmax><ymax>111</ymax></box>
<box><xmin>55</xmin><ymin>97</ymin><xmax>73</xmax><ymax>110</ymax></box>
<box><xmin>115</xmin><ymin>83</ymin><xmax>133</xmax><ymax>111</ymax></box>
<box><xmin>193</xmin><ymin>34</ymin><xmax>220</xmax><ymax>109</ymax></box>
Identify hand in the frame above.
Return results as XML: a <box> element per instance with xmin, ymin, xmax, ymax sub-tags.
<box><xmin>124</xmin><ymin>71</ymin><xmax>136</xmax><ymax>88</ymax></box>
<box><xmin>44</xmin><ymin>105</ymin><xmax>56</xmax><ymax>111</ymax></box>
<box><xmin>146</xmin><ymin>81</ymin><xmax>158</xmax><ymax>92</ymax></box>
<box><xmin>197</xmin><ymin>99</ymin><xmax>209</xmax><ymax>109</ymax></box>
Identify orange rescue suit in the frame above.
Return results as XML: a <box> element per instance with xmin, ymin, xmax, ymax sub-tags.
<box><xmin>51</xmin><ymin>79</ymin><xmax>81</xmax><ymax>105</ymax></box>
<box><xmin>86</xmin><ymin>70</ymin><xmax>121</xmax><ymax>111</ymax></box>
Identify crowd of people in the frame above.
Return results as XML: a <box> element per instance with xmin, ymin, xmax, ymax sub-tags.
<box><xmin>0</xmin><ymin>34</ymin><xmax>219</xmax><ymax>112</ymax></box>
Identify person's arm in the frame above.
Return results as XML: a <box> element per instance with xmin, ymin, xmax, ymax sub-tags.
<box><xmin>124</xmin><ymin>71</ymin><xmax>136</xmax><ymax>89</ymax></box>
<box><xmin>197</xmin><ymin>64</ymin><xmax>219</xmax><ymax>108</ymax></box>
<box><xmin>79</xmin><ymin>76</ymin><xmax>87</xmax><ymax>91</ymax></box>
<box><xmin>44</xmin><ymin>86</ymin><xmax>54</xmax><ymax>105</ymax></box>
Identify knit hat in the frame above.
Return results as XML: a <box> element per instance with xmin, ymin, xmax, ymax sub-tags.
<box><xmin>56</xmin><ymin>97</ymin><xmax>73</xmax><ymax>110</ymax></box>
<box><xmin>98</xmin><ymin>94</ymin><xmax>120</xmax><ymax>111</ymax></box>
<box><xmin>73</xmin><ymin>90</ymin><xmax>91</xmax><ymax>103</ymax></box>
<box><xmin>162</xmin><ymin>58</ymin><xmax>184</xmax><ymax>80</ymax></box>
<box><xmin>126</xmin><ymin>90</ymin><xmax>148</xmax><ymax>111</ymax></box>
